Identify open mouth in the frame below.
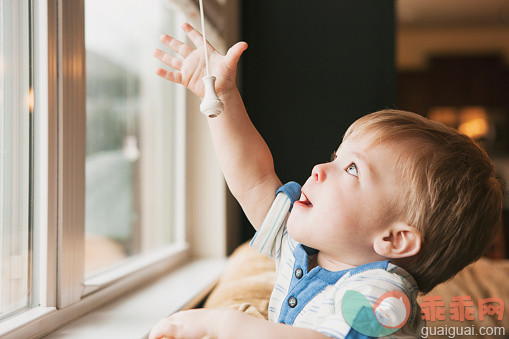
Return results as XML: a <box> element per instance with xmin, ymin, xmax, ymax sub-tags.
<box><xmin>295</xmin><ymin>191</ymin><xmax>313</xmax><ymax>207</ymax></box>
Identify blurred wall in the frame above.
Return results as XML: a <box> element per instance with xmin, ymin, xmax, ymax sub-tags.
<box><xmin>397</xmin><ymin>27</ymin><xmax>509</xmax><ymax>71</ymax></box>
<box><xmin>238</xmin><ymin>0</ymin><xmax>396</xmax><ymax>242</ymax></box>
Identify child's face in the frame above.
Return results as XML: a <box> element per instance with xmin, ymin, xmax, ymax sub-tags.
<box><xmin>287</xmin><ymin>132</ymin><xmax>403</xmax><ymax>266</ymax></box>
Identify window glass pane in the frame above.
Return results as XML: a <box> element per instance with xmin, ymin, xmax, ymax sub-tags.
<box><xmin>85</xmin><ymin>0</ymin><xmax>179</xmax><ymax>277</ymax></box>
<box><xmin>0</xmin><ymin>0</ymin><xmax>31</xmax><ymax>319</ymax></box>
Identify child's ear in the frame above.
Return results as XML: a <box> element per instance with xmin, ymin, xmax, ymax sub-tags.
<box><xmin>373</xmin><ymin>224</ymin><xmax>421</xmax><ymax>259</ymax></box>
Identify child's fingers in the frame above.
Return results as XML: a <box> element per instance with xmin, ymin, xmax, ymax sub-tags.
<box><xmin>181</xmin><ymin>23</ymin><xmax>214</xmax><ymax>52</ymax></box>
<box><xmin>155</xmin><ymin>68</ymin><xmax>182</xmax><ymax>84</ymax></box>
<box><xmin>160</xmin><ymin>34</ymin><xmax>193</xmax><ymax>58</ymax></box>
<box><xmin>148</xmin><ymin>320</ymin><xmax>178</xmax><ymax>339</ymax></box>
<box><xmin>225</xmin><ymin>42</ymin><xmax>248</xmax><ymax>71</ymax></box>
<box><xmin>153</xmin><ymin>49</ymin><xmax>183</xmax><ymax>71</ymax></box>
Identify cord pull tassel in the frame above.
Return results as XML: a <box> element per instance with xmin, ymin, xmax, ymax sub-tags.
<box><xmin>200</xmin><ymin>76</ymin><xmax>223</xmax><ymax>118</ymax></box>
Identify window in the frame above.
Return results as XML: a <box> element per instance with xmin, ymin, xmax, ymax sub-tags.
<box><xmin>0</xmin><ymin>0</ymin><xmax>231</xmax><ymax>336</ymax></box>
<box><xmin>0</xmin><ymin>0</ymin><xmax>232</xmax><ymax>335</ymax></box>
<box><xmin>0</xmin><ymin>0</ymin><xmax>31</xmax><ymax>320</ymax></box>
<box><xmin>84</xmin><ymin>0</ymin><xmax>181</xmax><ymax>278</ymax></box>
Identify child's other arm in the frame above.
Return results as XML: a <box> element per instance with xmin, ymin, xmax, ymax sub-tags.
<box><xmin>154</xmin><ymin>23</ymin><xmax>281</xmax><ymax>230</ymax></box>
<box><xmin>149</xmin><ymin>309</ymin><xmax>331</xmax><ymax>339</ymax></box>
<box><xmin>218</xmin><ymin>310</ymin><xmax>331</xmax><ymax>339</ymax></box>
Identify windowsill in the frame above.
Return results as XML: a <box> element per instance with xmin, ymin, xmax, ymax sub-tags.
<box><xmin>43</xmin><ymin>258</ymin><xmax>227</xmax><ymax>338</ymax></box>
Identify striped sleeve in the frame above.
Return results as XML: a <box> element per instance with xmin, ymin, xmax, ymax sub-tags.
<box><xmin>250</xmin><ymin>182</ymin><xmax>301</xmax><ymax>260</ymax></box>
<box><xmin>313</xmin><ymin>287</ymin><xmax>357</xmax><ymax>339</ymax></box>
<box><xmin>315</xmin><ymin>269</ymin><xmax>420</xmax><ymax>339</ymax></box>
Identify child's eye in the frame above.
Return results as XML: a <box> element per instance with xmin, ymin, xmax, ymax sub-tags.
<box><xmin>345</xmin><ymin>162</ymin><xmax>358</xmax><ymax>177</ymax></box>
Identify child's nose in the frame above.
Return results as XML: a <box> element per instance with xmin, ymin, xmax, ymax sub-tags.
<box><xmin>312</xmin><ymin>164</ymin><xmax>326</xmax><ymax>182</ymax></box>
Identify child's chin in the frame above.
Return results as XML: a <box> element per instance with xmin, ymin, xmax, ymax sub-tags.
<box><xmin>286</xmin><ymin>218</ymin><xmax>306</xmax><ymax>243</ymax></box>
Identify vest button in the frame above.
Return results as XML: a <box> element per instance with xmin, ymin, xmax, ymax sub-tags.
<box><xmin>288</xmin><ymin>296</ymin><xmax>297</xmax><ymax>308</ymax></box>
<box><xmin>295</xmin><ymin>268</ymin><xmax>303</xmax><ymax>279</ymax></box>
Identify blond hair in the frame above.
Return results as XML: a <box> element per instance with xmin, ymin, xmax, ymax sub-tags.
<box><xmin>344</xmin><ymin>109</ymin><xmax>503</xmax><ymax>293</ymax></box>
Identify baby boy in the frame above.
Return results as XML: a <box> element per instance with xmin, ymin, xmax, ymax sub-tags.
<box><xmin>149</xmin><ymin>23</ymin><xmax>503</xmax><ymax>339</ymax></box>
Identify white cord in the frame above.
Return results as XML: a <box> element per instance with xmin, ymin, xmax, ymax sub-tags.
<box><xmin>198</xmin><ymin>0</ymin><xmax>210</xmax><ymax>77</ymax></box>
<box><xmin>197</xmin><ymin>0</ymin><xmax>223</xmax><ymax>117</ymax></box>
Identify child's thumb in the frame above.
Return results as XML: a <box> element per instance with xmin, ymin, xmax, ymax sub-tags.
<box><xmin>225</xmin><ymin>41</ymin><xmax>248</xmax><ymax>71</ymax></box>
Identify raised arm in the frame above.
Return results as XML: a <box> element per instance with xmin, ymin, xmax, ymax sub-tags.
<box><xmin>153</xmin><ymin>23</ymin><xmax>281</xmax><ymax>229</ymax></box>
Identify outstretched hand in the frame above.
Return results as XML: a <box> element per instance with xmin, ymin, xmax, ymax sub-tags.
<box><xmin>153</xmin><ymin>23</ymin><xmax>247</xmax><ymax>98</ymax></box>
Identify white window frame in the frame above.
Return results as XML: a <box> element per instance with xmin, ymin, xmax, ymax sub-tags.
<box><xmin>50</xmin><ymin>0</ymin><xmax>192</xmax><ymax>308</ymax></box>
<box><xmin>0</xmin><ymin>0</ymin><xmax>234</xmax><ymax>337</ymax></box>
